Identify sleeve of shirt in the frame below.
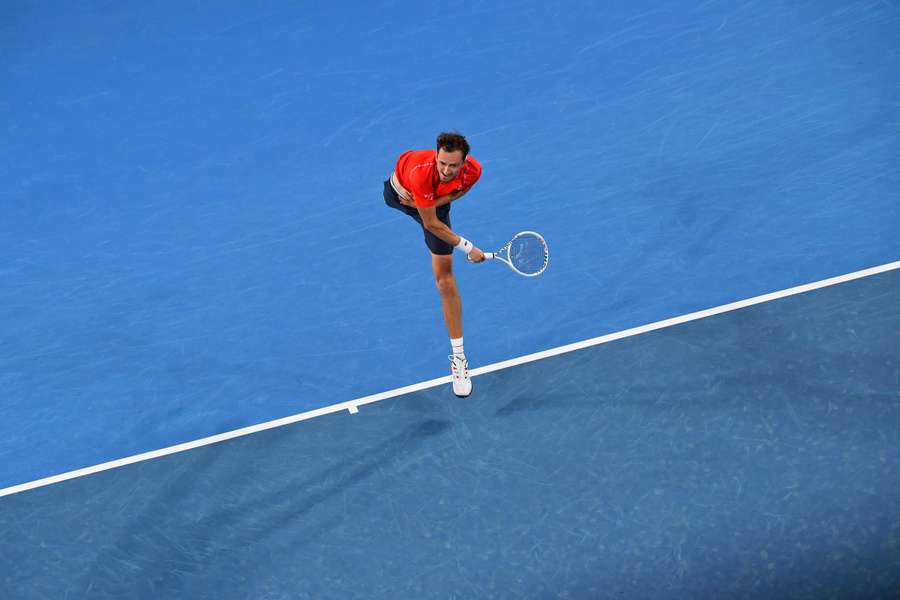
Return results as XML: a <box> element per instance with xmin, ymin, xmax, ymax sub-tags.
<box><xmin>459</xmin><ymin>157</ymin><xmax>482</xmax><ymax>193</ymax></box>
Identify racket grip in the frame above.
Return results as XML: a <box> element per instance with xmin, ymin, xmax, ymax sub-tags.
<box><xmin>483</xmin><ymin>252</ymin><xmax>494</xmax><ymax>260</ymax></box>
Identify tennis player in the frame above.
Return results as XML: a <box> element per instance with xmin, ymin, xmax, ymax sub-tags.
<box><xmin>383</xmin><ymin>132</ymin><xmax>484</xmax><ymax>397</ymax></box>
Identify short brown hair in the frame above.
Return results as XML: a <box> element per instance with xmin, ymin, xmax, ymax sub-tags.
<box><xmin>436</xmin><ymin>132</ymin><xmax>470</xmax><ymax>158</ymax></box>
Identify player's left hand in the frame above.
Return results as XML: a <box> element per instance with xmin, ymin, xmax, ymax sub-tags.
<box><xmin>395</xmin><ymin>182</ymin><xmax>415</xmax><ymax>206</ymax></box>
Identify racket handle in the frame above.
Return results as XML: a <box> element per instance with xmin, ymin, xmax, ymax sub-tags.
<box><xmin>483</xmin><ymin>252</ymin><xmax>494</xmax><ymax>260</ymax></box>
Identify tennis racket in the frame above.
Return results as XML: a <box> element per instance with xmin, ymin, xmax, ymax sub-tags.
<box><xmin>483</xmin><ymin>231</ymin><xmax>549</xmax><ymax>277</ymax></box>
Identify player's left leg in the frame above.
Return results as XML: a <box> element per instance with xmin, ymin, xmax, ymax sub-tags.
<box><xmin>431</xmin><ymin>253</ymin><xmax>471</xmax><ymax>397</ymax></box>
<box><xmin>431</xmin><ymin>253</ymin><xmax>462</xmax><ymax>339</ymax></box>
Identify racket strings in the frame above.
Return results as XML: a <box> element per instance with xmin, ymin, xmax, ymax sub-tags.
<box><xmin>508</xmin><ymin>235</ymin><xmax>548</xmax><ymax>275</ymax></box>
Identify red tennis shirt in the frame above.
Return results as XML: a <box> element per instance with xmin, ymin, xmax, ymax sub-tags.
<box><xmin>394</xmin><ymin>150</ymin><xmax>482</xmax><ymax>208</ymax></box>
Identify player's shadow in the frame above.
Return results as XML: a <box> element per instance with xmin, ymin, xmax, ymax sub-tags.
<box><xmin>80</xmin><ymin>418</ymin><xmax>453</xmax><ymax>597</ymax></box>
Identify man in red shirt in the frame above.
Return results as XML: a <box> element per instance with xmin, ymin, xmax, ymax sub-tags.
<box><xmin>383</xmin><ymin>132</ymin><xmax>484</xmax><ymax>397</ymax></box>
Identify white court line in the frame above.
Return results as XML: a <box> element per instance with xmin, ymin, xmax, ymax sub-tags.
<box><xmin>2</xmin><ymin>260</ymin><xmax>898</xmax><ymax>498</ymax></box>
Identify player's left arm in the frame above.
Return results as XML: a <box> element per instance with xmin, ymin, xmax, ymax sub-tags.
<box><xmin>431</xmin><ymin>188</ymin><xmax>469</xmax><ymax>207</ymax></box>
<box><xmin>401</xmin><ymin>187</ymin><xmax>467</xmax><ymax>208</ymax></box>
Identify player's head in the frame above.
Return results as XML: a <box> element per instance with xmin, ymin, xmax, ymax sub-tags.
<box><xmin>437</xmin><ymin>132</ymin><xmax>470</xmax><ymax>158</ymax></box>
<box><xmin>435</xmin><ymin>132</ymin><xmax>469</xmax><ymax>182</ymax></box>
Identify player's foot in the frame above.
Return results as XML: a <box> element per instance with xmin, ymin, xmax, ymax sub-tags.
<box><xmin>449</xmin><ymin>354</ymin><xmax>472</xmax><ymax>397</ymax></box>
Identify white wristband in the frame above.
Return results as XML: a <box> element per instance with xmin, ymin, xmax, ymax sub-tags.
<box><xmin>455</xmin><ymin>236</ymin><xmax>474</xmax><ymax>254</ymax></box>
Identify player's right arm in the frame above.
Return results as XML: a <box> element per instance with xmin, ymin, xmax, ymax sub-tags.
<box><xmin>417</xmin><ymin>206</ymin><xmax>485</xmax><ymax>262</ymax></box>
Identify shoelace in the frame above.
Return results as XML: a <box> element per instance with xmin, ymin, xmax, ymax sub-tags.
<box><xmin>449</xmin><ymin>355</ymin><xmax>469</xmax><ymax>379</ymax></box>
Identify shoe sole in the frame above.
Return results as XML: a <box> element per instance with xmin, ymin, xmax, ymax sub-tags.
<box><xmin>453</xmin><ymin>383</ymin><xmax>472</xmax><ymax>398</ymax></box>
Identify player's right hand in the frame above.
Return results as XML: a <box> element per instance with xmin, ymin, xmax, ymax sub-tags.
<box><xmin>468</xmin><ymin>247</ymin><xmax>485</xmax><ymax>263</ymax></box>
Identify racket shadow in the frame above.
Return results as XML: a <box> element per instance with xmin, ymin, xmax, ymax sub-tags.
<box><xmin>494</xmin><ymin>395</ymin><xmax>554</xmax><ymax>417</ymax></box>
<box><xmin>485</xmin><ymin>368</ymin><xmax>599</xmax><ymax>418</ymax></box>
<box><xmin>491</xmin><ymin>388</ymin><xmax>596</xmax><ymax>416</ymax></box>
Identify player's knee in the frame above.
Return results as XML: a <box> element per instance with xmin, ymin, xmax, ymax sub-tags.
<box><xmin>434</xmin><ymin>273</ymin><xmax>457</xmax><ymax>297</ymax></box>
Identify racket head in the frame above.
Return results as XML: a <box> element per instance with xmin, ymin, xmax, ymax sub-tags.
<box><xmin>500</xmin><ymin>230</ymin><xmax>549</xmax><ymax>277</ymax></box>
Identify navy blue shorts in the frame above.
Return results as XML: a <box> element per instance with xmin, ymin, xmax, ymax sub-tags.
<box><xmin>383</xmin><ymin>179</ymin><xmax>453</xmax><ymax>255</ymax></box>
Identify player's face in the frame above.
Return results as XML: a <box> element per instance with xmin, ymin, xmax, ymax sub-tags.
<box><xmin>436</xmin><ymin>148</ymin><xmax>465</xmax><ymax>183</ymax></box>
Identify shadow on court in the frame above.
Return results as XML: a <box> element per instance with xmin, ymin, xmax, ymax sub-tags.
<box><xmin>5</xmin><ymin>419</ymin><xmax>452</xmax><ymax>598</ymax></box>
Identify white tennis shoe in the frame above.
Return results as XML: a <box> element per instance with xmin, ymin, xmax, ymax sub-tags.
<box><xmin>449</xmin><ymin>354</ymin><xmax>472</xmax><ymax>397</ymax></box>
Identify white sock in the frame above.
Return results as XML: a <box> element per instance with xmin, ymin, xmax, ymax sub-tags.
<box><xmin>451</xmin><ymin>337</ymin><xmax>465</xmax><ymax>357</ymax></box>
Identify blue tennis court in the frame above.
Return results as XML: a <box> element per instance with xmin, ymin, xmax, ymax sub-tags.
<box><xmin>2</xmin><ymin>1</ymin><xmax>899</xmax><ymax>598</ymax></box>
